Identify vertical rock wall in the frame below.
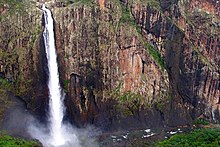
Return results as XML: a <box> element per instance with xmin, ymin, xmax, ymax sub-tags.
<box><xmin>0</xmin><ymin>4</ymin><xmax>48</xmax><ymax>120</ymax></box>
<box><xmin>0</xmin><ymin>0</ymin><xmax>219</xmax><ymax>130</ymax></box>
<box><xmin>53</xmin><ymin>0</ymin><xmax>219</xmax><ymax>129</ymax></box>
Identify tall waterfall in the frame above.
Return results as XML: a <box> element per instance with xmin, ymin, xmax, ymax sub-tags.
<box><xmin>40</xmin><ymin>5</ymin><xmax>80</xmax><ymax>147</ymax></box>
<box><xmin>42</xmin><ymin>5</ymin><xmax>65</xmax><ymax>146</ymax></box>
<box><xmin>27</xmin><ymin>5</ymin><xmax>98</xmax><ymax>147</ymax></box>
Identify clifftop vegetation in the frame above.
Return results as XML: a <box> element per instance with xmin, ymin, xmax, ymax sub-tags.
<box><xmin>0</xmin><ymin>0</ymin><xmax>28</xmax><ymax>19</ymax></box>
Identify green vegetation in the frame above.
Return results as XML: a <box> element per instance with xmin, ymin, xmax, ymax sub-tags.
<box><xmin>0</xmin><ymin>94</ymin><xmax>12</xmax><ymax>122</ymax></box>
<box><xmin>0</xmin><ymin>78</ymin><xmax>12</xmax><ymax>91</ymax></box>
<box><xmin>0</xmin><ymin>0</ymin><xmax>28</xmax><ymax>21</ymax></box>
<box><xmin>119</xmin><ymin>4</ymin><xmax>141</xmax><ymax>34</ymax></box>
<box><xmin>158</xmin><ymin>128</ymin><xmax>220</xmax><ymax>147</ymax></box>
<box><xmin>192</xmin><ymin>47</ymin><xmax>217</xmax><ymax>71</ymax></box>
<box><xmin>0</xmin><ymin>49</ymin><xmax>18</xmax><ymax>77</ymax></box>
<box><xmin>0</xmin><ymin>133</ymin><xmax>41</xmax><ymax>147</ymax></box>
<box><xmin>63</xmin><ymin>79</ymin><xmax>70</xmax><ymax>93</ymax></box>
<box><xmin>181</xmin><ymin>11</ymin><xmax>219</xmax><ymax>71</ymax></box>
<box><xmin>143</xmin><ymin>43</ymin><xmax>165</xmax><ymax>72</ymax></box>
<box><xmin>0</xmin><ymin>0</ymin><xmax>41</xmax><ymax>97</ymax></box>
<box><xmin>155</xmin><ymin>99</ymin><xmax>166</xmax><ymax>111</ymax></box>
<box><xmin>118</xmin><ymin>91</ymin><xmax>144</xmax><ymax>112</ymax></box>
<box><xmin>193</xmin><ymin>118</ymin><xmax>209</xmax><ymax>126</ymax></box>
<box><xmin>130</xmin><ymin>0</ymin><xmax>161</xmax><ymax>11</ymax></box>
<box><xmin>113</xmin><ymin>83</ymin><xmax>145</xmax><ymax>116</ymax></box>
<box><xmin>0</xmin><ymin>78</ymin><xmax>13</xmax><ymax>121</ymax></box>
<box><xmin>72</xmin><ymin>0</ymin><xmax>94</xmax><ymax>5</ymax></box>
<box><xmin>120</xmin><ymin>5</ymin><xmax>134</xmax><ymax>24</ymax></box>
<box><xmin>119</xmin><ymin>2</ymin><xmax>165</xmax><ymax>73</ymax></box>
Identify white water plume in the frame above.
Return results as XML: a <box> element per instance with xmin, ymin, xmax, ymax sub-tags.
<box><xmin>28</xmin><ymin>5</ymin><xmax>83</xmax><ymax>147</ymax></box>
<box><xmin>42</xmin><ymin>5</ymin><xmax>67</xmax><ymax>146</ymax></box>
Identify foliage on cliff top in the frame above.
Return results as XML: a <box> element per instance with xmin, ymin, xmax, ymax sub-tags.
<box><xmin>72</xmin><ymin>0</ymin><xmax>94</xmax><ymax>6</ymax></box>
<box><xmin>0</xmin><ymin>133</ymin><xmax>41</xmax><ymax>147</ymax></box>
<box><xmin>0</xmin><ymin>0</ymin><xmax>28</xmax><ymax>21</ymax></box>
<box><xmin>158</xmin><ymin>128</ymin><xmax>220</xmax><ymax>147</ymax></box>
<box><xmin>130</xmin><ymin>0</ymin><xmax>161</xmax><ymax>11</ymax></box>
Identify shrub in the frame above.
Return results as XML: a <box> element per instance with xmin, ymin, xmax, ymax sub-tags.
<box><xmin>193</xmin><ymin>118</ymin><xmax>209</xmax><ymax>125</ymax></box>
<box><xmin>143</xmin><ymin>43</ymin><xmax>165</xmax><ymax>72</ymax></box>
<box><xmin>63</xmin><ymin>79</ymin><xmax>69</xmax><ymax>93</ymax></box>
<box><xmin>73</xmin><ymin>0</ymin><xmax>93</xmax><ymax>5</ymax></box>
<box><xmin>0</xmin><ymin>78</ymin><xmax>12</xmax><ymax>91</ymax></box>
<box><xmin>158</xmin><ymin>128</ymin><xmax>220</xmax><ymax>147</ymax></box>
<box><xmin>0</xmin><ymin>133</ymin><xmax>41</xmax><ymax>147</ymax></box>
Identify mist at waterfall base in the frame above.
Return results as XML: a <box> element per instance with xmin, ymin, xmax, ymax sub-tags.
<box><xmin>26</xmin><ymin>6</ymin><xmax>99</xmax><ymax>147</ymax></box>
<box><xmin>27</xmin><ymin>118</ymin><xmax>99</xmax><ymax>147</ymax></box>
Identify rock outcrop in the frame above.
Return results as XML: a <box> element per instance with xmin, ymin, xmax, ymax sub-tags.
<box><xmin>0</xmin><ymin>0</ymin><xmax>219</xmax><ymax>131</ymax></box>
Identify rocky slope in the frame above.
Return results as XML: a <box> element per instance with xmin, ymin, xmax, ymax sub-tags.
<box><xmin>0</xmin><ymin>0</ymin><xmax>219</xmax><ymax>131</ymax></box>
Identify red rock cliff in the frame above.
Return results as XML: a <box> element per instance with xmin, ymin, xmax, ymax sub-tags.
<box><xmin>0</xmin><ymin>0</ymin><xmax>219</xmax><ymax>130</ymax></box>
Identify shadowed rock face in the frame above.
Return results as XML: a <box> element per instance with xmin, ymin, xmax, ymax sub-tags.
<box><xmin>0</xmin><ymin>0</ymin><xmax>219</xmax><ymax>131</ymax></box>
<box><xmin>0</xmin><ymin>4</ymin><xmax>49</xmax><ymax>121</ymax></box>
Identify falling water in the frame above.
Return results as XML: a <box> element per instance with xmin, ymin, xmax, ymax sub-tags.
<box><xmin>40</xmin><ymin>5</ymin><xmax>80</xmax><ymax>147</ymax></box>
<box><xmin>27</xmin><ymin>5</ymin><xmax>98</xmax><ymax>147</ymax></box>
<box><xmin>42</xmin><ymin>5</ymin><xmax>65</xmax><ymax>146</ymax></box>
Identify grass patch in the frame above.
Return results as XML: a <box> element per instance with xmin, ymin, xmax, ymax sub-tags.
<box><xmin>118</xmin><ymin>91</ymin><xmax>144</xmax><ymax>106</ymax></box>
<box><xmin>132</xmin><ymin>0</ymin><xmax>161</xmax><ymax>11</ymax></box>
<box><xmin>72</xmin><ymin>0</ymin><xmax>94</xmax><ymax>5</ymax></box>
<box><xmin>0</xmin><ymin>133</ymin><xmax>41</xmax><ymax>147</ymax></box>
<box><xmin>112</xmin><ymin>83</ymin><xmax>145</xmax><ymax>116</ymax></box>
<box><xmin>143</xmin><ymin>43</ymin><xmax>165</xmax><ymax>72</ymax></box>
<box><xmin>193</xmin><ymin>118</ymin><xmax>209</xmax><ymax>126</ymax></box>
<box><xmin>120</xmin><ymin>6</ymin><xmax>135</xmax><ymax>25</ymax></box>
<box><xmin>192</xmin><ymin>47</ymin><xmax>217</xmax><ymax>71</ymax></box>
<box><xmin>63</xmin><ymin>79</ymin><xmax>70</xmax><ymax>93</ymax></box>
<box><xmin>0</xmin><ymin>0</ymin><xmax>28</xmax><ymax>21</ymax></box>
<box><xmin>119</xmin><ymin>4</ymin><xmax>142</xmax><ymax>35</ymax></box>
<box><xmin>158</xmin><ymin>128</ymin><xmax>220</xmax><ymax>147</ymax></box>
<box><xmin>0</xmin><ymin>78</ymin><xmax>13</xmax><ymax>91</ymax></box>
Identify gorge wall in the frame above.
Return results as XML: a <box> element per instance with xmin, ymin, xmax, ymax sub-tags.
<box><xmin>0</xmin><ymin>1</ymin><xmax>49</xmax><ymax>122</ymax></box>
<box><xmin>0</xmin><ymin>0</ymin><xmax>219</xmax><ymax>131</ymax></box>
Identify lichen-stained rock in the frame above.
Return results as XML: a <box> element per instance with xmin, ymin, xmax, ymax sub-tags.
<box><xmin>131</xmin><ymin>0</ymin><xmax>220</xmax><ymax>124</ymax></box>
<box><xmin>52</xmin><ymin>0</ymin><xmax>169</xmax><ymax>129</ymax></box>
<box><xmin>52</xmin><ymin>0</ymin><xmax>219</xmax><ymax>129</ymax></box>
<box><xmin>0</xmin><ymin>3</ymin><xmax>48</xmax><ymax>120</ymax></box>
<box><xmin>0</xmin><ymin>0</ymin><xmax>219</xmax><ymax>131</ymax></box>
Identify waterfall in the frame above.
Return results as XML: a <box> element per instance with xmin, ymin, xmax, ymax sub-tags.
<box><xmin>42</xmin><ymin>5</ymin><xmax>65</xmax><ymax>146</ymax></box>
<box><xmin>39</xmin><ymin>5</ymin><xmax>80</xmax><ymax>147</ymax></box>
<box><xmin>27</xmin><ymin>5</ymin><xmax>97</xmax><ymax>147</ymax></box>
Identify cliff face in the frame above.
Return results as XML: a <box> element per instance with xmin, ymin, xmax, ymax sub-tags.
<box><xmin>53</xmin><ymin>0</ymin><xmax>220</xmax><ymax>129</ymax></box>
<box><xmin>0</xmin><ymin>0</ymin><xmax>219</xmax><ymax>130</ymax></box>
<box><xmin>53</xmin><ymin>1</ymin><xmax>169</xmax><ymax>129</ymax></box>
<box><xmin>0</xmin><ymin>3</ymin><xmax>48</xmax><ymax>120</ymax></box>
